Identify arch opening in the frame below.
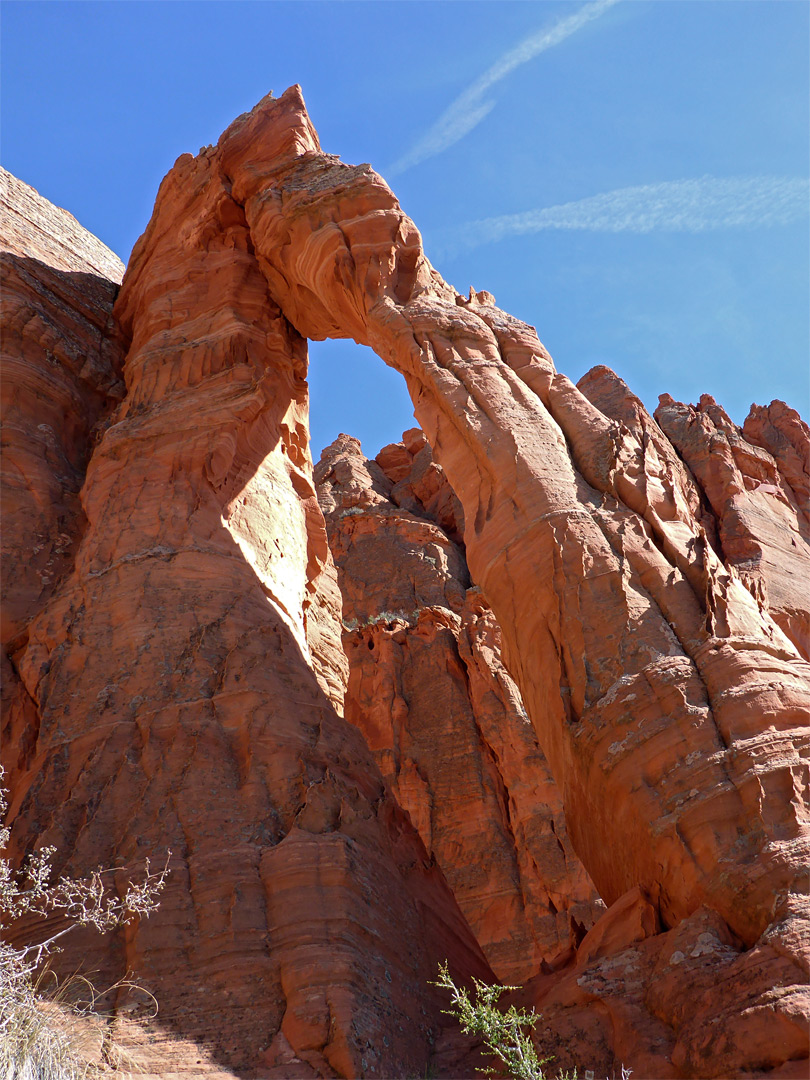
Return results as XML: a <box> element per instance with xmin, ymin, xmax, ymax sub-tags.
<box><xmin>307</xmin><ymin>337</ymin><xmax>417</xmax><ymax>462</ymax></box>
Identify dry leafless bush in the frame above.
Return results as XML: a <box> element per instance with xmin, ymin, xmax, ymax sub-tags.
<box><xmin>0</xmin><ymin>771</ymin><xmax>169</xmax><ymax>1079</ymax></box>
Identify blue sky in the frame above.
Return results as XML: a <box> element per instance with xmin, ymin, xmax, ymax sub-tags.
<box><xmin>3</xmin><ymin>1</ymin><xmax>808</xmax><ymax>459</ymax></box>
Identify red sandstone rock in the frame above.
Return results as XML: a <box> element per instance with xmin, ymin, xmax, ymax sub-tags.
<box><xmin>523</xmin><ymin>892</ymin><xmax>809</xmax><ymax>1080</ymax></box>
<box><xmin>316</xmin><ymin>432</ymin><xmax>603</xmax><ymax>983</ymax></box>
<box><xmin>654</xmin><ymin>391</ymin><xmax>810</xmax><ymax>659</ymax></box>
<box><xmin>0</xmin><ymin>169</ymin><xmax>125</xmax><ymax>647</ymax></box>
<box><xmin>377</xmin><ymin>426</ymin><xmax>466</xmax><ymax>544</ymax></box>
<box><xmin>744</xmin><ymin>399</ymin><xmax>810</xmax><ymax>523</ymax></box>
<box><xmin>1</xmin><ymin>168</ymin><xmax>126</xmax><ymax>783</ymax></box>
<box><xmin>0</xmin><ymin>167</ymin><xmax>126</xmax><ymax>281</ymax></box>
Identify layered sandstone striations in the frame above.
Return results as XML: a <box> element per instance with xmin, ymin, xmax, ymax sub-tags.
<box><xmin>316</xmin><ymin>431</ymin><xmax>603</xmax><ymax>983</ymax></box>
<box><xmin>0</xmin><ymin>168</ymin><xmax>125</xmax><ymax>646</ymax></box>
<box><xmin>2</xmin><ymin>85</ymin><xmax>809</xmax><ymax>1080</ymax></box>
<box><xmin>2</xmin><ymin>165</ymin><xmax>491</xmax><ymax>1078</ymax></box>
<box><xmin>1</xmin><ymin>168</ymin><xmax>126</xmax><ymax>779</ymax></box>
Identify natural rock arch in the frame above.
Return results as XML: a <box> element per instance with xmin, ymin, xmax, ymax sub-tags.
<box><xmin>206</xmin><ymin>84</ymin><xmax>809</xmax><ymax>940</ymax></box>
<box><xmin>3</xmin><ymin>88</ymin><xmax>808</xmax><ymax>1077</ymax></box>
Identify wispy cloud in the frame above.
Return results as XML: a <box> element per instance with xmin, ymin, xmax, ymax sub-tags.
<box><xmin>431</xmin><ymin>176</ymin><xmax>810</xmax><ymax>258</ymax></box>
<box><xmin>387</xmin><ymin>0</ymin><xmax>619</xmax><ymax>177</ymax></box>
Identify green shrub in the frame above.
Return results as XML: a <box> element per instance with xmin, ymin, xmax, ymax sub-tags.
<box><xmin>434</xmin><ymin>962</ymin><xmax>631</xmax><ymax>1080</ymax></box>
<box><xmin>434</xmin><ymin>961</ymin><xmax>560</xmax><ymax>1080</ymax></box>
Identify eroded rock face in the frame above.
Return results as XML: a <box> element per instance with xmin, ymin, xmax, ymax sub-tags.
<box><xmin>0</xmin><ymin>168</ymin><xmax>126</xmax><ymax>646</ymax></box>
<box><xmin>2</xmin><ymin>164</ymin><xmax>491</xmax><ymax>1078</ymax></box>
<box><xmin>316</xmin><ymin>431</ymin><xmax>603</xmax><ymax>984</ymax></box>
<box><xmin>520</xmin><ymin>886</ymin><xmax>810</xmax><ymax>1080</ymax></box>
<box><xmin>653</xmin><ymin>390</ymin><xmax>810</xmax><ymax>660</ymax></box>
<box><xmin>1</xmin><ymin>168</ymin><xmax>126</xmax><ymax>781</ymax></box>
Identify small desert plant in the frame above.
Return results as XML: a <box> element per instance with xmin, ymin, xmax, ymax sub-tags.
<box><xmin>0</xmin><ymin>962</ymin><xmax>146</xmax><ymax>1079</ymax></box>
<box><xmin>434</xmin><ymin>961</ymin><xmax>560</xmax><ymax>1080</ymax></box>
<box><xmin>0</xmin><ymin>771</ymin><xmax>169</xmax><ymax>1078</ymax></box>
<box><xmin>434</xmin><ymin>962</ymin><xmax>632</xmax><ymax>1080</ymax></box>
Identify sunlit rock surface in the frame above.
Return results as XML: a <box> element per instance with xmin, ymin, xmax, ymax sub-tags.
<box><xmin>213</xmin><ymin>86</ymin><xmax>809</xmax><ymax>1078</ymax></box>
<box><xmin>2</xmin><ymin>161</ymin><xmax>490</xmax><ymax>1079</ymax></box>
<box><xmin>653</xmin><ymin>389</ymin><xmax>810</xmax><ymax>660</ymax></box>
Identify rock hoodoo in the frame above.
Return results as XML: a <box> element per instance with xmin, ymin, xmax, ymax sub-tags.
<box><xmin>1</xmin><ymin>88</ymin><xmax>808</xmax><ymax>1079</ymax></box>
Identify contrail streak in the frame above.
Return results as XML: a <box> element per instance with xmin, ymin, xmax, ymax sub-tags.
<box><xmin>387</xmin><ymin>0</ymin><xmax>619</xmax><ymax>177</ymax></box>
<box><xmin>431</xmin><ymin>176</ymin><xmax>810</xmax><ymax>257</ymax></box>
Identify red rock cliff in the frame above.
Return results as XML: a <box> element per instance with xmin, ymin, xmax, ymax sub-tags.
<box><xmin>1</xmin><ymin>167</ymin><xmax>126</xmax><ymax>785</ymax></box>
<box><xmin>210</xmin><ymin>86</ymin><xmax>809</xmax><ymax>1077</ymax></box>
